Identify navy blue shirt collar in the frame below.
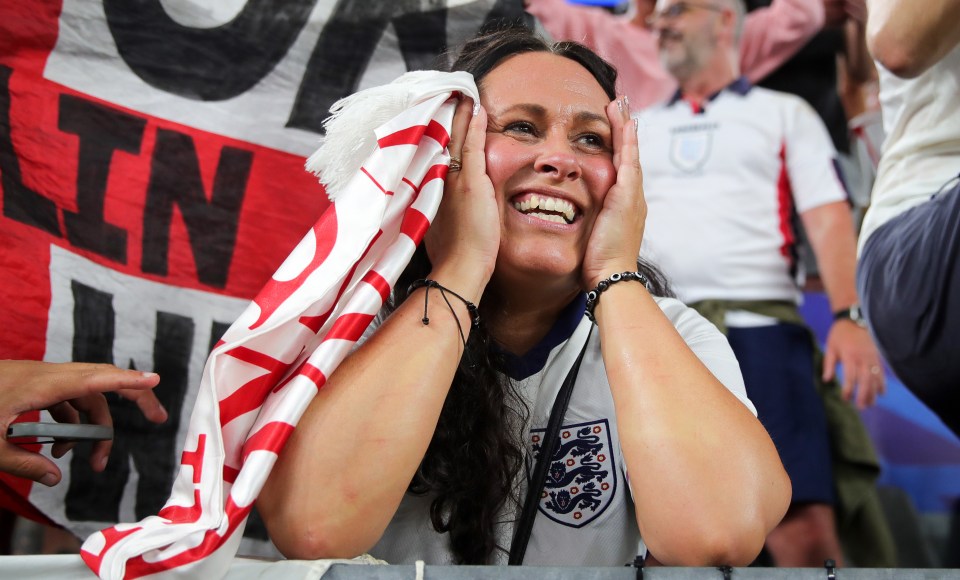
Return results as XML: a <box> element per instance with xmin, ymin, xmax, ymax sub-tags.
<box><xmin>666</xmin><ymin>76</ymin><xmax>752</xmax><ymax>109</ymax></box>
<box><xmin>495</xmin><ymin>294</ymin><xmax>587</xmax><ymax>381</ymax></box>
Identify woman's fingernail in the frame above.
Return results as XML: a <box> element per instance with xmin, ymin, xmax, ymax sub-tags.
<box><xmin>99</xmin><ymin>456</ymin><xmax>109</xmax><ymax>471</ymax></box>
<box><xmin>472</xmin><ymin>101</ymin><xmax>481</xmax><ymax>117</ymax></box>
<box><xmin>141</xmin><ymin>372</ymin><xmax>159</xmax><ymax>379</ymax></box>
<box><xmin>617</xmin><ymin>97</ymin><xmax>624</xmax><ymax>113</ymax></box>
<box><xmin>623</xmin><ymin>95</ymin><xmax>630</xmax><ymax>111</ymax></box>
<box><xmin>40</xmin><ymin>473</ymin><xmax>58</xmax><ymax>487</ymax></box>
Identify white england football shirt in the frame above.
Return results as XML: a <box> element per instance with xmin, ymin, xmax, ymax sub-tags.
<box><xmin>638</xmin><ymin>79</ymin><xmax>848</xmax><ymax>306</ymax></box>
<box><xmin>367</xmin><ymin>296</ymin><xmax>752</xmax><ymax>565</ymax></box>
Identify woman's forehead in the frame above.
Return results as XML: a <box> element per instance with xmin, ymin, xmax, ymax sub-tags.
<box><xmin>480</xmin><ymin>52</ymin><xmax>610</xmax><ymax>112</ymax></box>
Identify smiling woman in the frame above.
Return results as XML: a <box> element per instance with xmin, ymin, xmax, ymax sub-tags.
<box><xmin>256</xmin><ymin>24</ymin><xmax>791</xmax><ymax>568</ymax></box>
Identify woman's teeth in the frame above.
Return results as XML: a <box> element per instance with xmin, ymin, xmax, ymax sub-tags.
<box><xmin>513</xmin><ymin>194</ymin><xmax>576</xmax><ymax>224</ymax></box>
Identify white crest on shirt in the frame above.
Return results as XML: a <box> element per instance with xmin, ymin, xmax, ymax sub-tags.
<box><xmin>669</xmin><ymin>126</ymin><xmax>714</xmax><ymax>172</ymax></box>
<box><xmin>530</xmin><ymin>419</ymin><xmax>617</xmax><ymax>528</ymax></box>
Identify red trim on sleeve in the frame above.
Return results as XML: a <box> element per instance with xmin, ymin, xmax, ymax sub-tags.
<box><xmin>776</xmin><ymin>143</ymin><xmax>796</xmax><ymax>269</ymax></box>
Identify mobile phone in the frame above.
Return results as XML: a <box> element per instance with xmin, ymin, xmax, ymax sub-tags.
<box><xmin>6</xmin><ymin>422</ymin><xmax>113</xmax><ymax>443</ymax></box>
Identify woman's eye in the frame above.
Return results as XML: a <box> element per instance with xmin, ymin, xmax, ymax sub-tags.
<box><xmin>577</xmin><ymin>133</ymin><xmax>606</xmax><ymax>150</ymax></box>
<box><xmin>504</xmin><ymin>121</ymin><xmax>537</xmax><ymax>136</ymax></box>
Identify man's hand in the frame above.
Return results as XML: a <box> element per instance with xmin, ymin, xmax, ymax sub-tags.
<box><xmin>0</xmin><ymin>360</ymin><xmax>165</xmax><ymax>486</ymax></box>
<box><xmin>822</xmin><ymin>322</ymin><xmax>886</xmax><ymax>409</ymax></box>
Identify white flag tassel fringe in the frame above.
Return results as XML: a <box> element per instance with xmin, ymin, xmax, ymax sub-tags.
<box><xmin>81</xmin><ymin>71</ymin><xmax>480</xmax><ymax>580</ymax></box>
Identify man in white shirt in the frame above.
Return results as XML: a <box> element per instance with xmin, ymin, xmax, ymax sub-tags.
<box><xmin>638</xmin><ymin>0</ymin><xmax>886</xmax><ymax>567</ymax></box>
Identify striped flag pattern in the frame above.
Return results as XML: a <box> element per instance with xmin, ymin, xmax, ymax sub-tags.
<box><xmin>80</xmin><ymin>72</ymin><xmax>479</xmax><ymax>580</ymax></box>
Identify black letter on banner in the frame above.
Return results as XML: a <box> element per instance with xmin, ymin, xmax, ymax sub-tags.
<box><xmin>64</xmin><ymin>280</ymin><xmax>121</xmax><ymax>521</ymax></box>
<box><xmin>142</xmin><ymin>129</ymin><xmax>251</xmax><ymax>288</ymax></box>
<box><xmin>66</xmin><ymin>305</ymin><xmax>194</xmax><ymax>521</ymax></box>
<box><xmin>287</xmin><ymin>0</ymin><xmax>527</xmax><ymax>133</ymax></box>
<box><xmin>287</xmin><ymin>0</ymin><xmax>446</xmax><ymax>133</ymax></box>
<box><xmin>59</xmin><ymin>94</ymin><xmax>146</xmax><ymax>264</ymax></box>
<box><xmin>104</xmin><ymin>0</ymin><xmax>314</xmax><ymax>101</ymax></box>
<box><xmin>0</xmin><ymin>65</ymin><xmax>61</xmax><ymax>236</ymax></box>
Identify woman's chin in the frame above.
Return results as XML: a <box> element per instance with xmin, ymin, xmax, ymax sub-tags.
<box><xmin>493</xmin><ymin>252</ymin><xmax>582</xmax><ymax>288</ymax></box>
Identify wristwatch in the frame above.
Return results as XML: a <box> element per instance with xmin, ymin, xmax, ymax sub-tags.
<box><xmin>833</xmin><ymin>304</ymin><xmax>867</xmax><ymax>328</ymax></box>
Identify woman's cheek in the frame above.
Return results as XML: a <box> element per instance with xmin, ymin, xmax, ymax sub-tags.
<box><xmin>585</xmin><ymin>158</ymin><xmax>617</xmax><ymax>201</ymax></box>
<box><xmin>484</xmin><ymin>139</ymin><xmax>526</xmax><ymax>190</ymax></box>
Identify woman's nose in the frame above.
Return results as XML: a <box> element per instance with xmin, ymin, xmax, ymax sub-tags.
<box><xmin>533</xmin><ymin>135</ymin><xmax>581</xmax><ymax>180</ymax></box>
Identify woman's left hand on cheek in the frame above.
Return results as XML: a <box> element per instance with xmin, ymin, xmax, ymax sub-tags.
<box><xmin>582</xmin><ymin>96</ymin><xmax>648</xmax><ymax>289</ymax></box>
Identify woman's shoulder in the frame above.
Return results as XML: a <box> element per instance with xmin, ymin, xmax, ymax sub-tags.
<box><xmin>651</xmin><ymin>295</ymin><xmax>718</xmax><ymax>337</ymax></box>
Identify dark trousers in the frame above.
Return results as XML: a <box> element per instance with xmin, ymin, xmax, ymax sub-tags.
<box><xmin>857</xmin><ymin>174</ymin><xmax>960</xmax><ymax>435</ymax></box>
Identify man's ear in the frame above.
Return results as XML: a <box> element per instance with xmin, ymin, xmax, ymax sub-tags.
<box><xmin>719</xmin><ymin>8</ymin><xmax>737</xmax><ymax>45</ymax></box>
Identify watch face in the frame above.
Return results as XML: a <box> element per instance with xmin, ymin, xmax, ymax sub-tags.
<box><xmin>850</xmin><ymin>305</ymin><xmax>867</xmax><ymax>327</ymax></box>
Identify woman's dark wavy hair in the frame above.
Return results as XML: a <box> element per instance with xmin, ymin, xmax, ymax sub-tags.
<box><xmin>386</xmin><ymin>23</ymin><xmax>673</xmax><ymax>565</ymax></box>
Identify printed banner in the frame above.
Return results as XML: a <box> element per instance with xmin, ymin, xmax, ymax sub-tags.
<box><xmin>0</xmin><ymin>0</ymin><xmax>523</xmax><ymax>557</ymax></box>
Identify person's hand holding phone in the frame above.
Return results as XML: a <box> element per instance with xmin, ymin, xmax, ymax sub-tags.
<box><xmin>0</xmin><ymin>360</ymin><xmax>165</xmax><ymax>486</ymax></box>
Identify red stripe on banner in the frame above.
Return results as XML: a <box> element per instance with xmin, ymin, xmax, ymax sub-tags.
<box><xmin>241</xmin><ymin>421</ymin><xmax>295</xmax><ymax>461</ymax></box>
<box><xmin>424</xmin><ymin>119</ymin><xmax>451</xmax><ymax>149</ymax></box>
<box><xmin>219</xmin><ymin>372</ymin><xmax>286</xmax><ymax>427</ymax></box>
<box><xmin>361</xmin><ymin>166</ymin><xmax>393</xmax><ymax>196</ymax></box>
<box><xmin>219</xmin><ymin>347</ymin><xmax>295</xmax><ymax>425</ymax></box>
<box><xmin>300</xmin><ymin>363</ymin><xmax>327</xmax><ymax>390</ymax></box>
<box><xmin>776</xmin><ymin>143</ymin><xmax>796</xmax><ymax>264</ymax></box>
<box><xmin>402</xmin><ymin>177</ymin><xmax>421</xmax><ymax>194</ymax></box>
<box><xmin>270</xmin><ymin>356</ymin><xmax>307</xmax><ymax>393</ymax></box>
<box><xmin>181</xmin><ymin>434</ymin><xmax>207</xmax><ymax>484</ymax></box>
<box><xmin>0</xmin><ymin>476</ymin><xmax>57</xmax><ymax>527</ymax></box>
<box><xmin>298</xmin><ymin>309</ymin><xmax>332</xmax><ymax>333</ymax></box>
<box><xmin>81</xmin><ymin>526</ymin><xmax>143</xmax><ymax>577</ymax></box>
<box><xmin>250</xmin><ymin>206</ymin><xmax>340</xmax><ymax>329</ymax></box>
<box><xmin>362</xmin><ymin>270</ymin><xmax>391</xmax><ymax>303</ymax></box>
<box><xmin>324</xmin><ymin>312</ymin><xmax>377</xmax><ymax>342</ymax></box>
<box><xmin>377</xmin><ymin>120</ymin><xmax>451</xmax><ymax>149</ymax></box>
<box><xmin>226</xmin><ymin>346</ymin><xmax>288</xmax><ymax>373</ymax></box>
<box><xmin>400</xmin><ymin>207</ymin><xmax>431</xmax><ymax>246</ymax></box>
<box><xmin>0</xmin><ymin>2</ymin><xmax>62</xmax><ymax>73</ymax></box>
<box><xmin>378</xmin><ymin>124</ymin><xmax>427</xmax><ymax>148</ymax></box>
<box><xmin>156</xmin><ymin>489</ymin><xmax>203</xmax><ymax>524</ymax></box>
<box><xmin>223</xmin><ymin>464</ymin><xmax>240</xmax><ymax>484</ymax></box>
<box><xmin>419</xmin><ymin>163</ymin><xmax>448</xmax><ymax>190</ymax></box>
<box><xmin>269</xmin><ymin>359</ymin><xmax>326</xmax><ymax>394</ymax></box>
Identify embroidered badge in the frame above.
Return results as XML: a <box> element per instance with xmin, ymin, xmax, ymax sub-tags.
<box><xmin>530</xmin><ymin>419</ymin><xmax>616</xmax><ymax>528</ymax></box>
<box><xmin>669</xmin><ymin>124</ymin><xmax>715</xmax><ymax>173</ymax></box>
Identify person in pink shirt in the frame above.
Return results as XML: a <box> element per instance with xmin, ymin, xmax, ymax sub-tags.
<box><xmin>526</xmin><ymin>0</ymin><xmax>824</xmax><ymax>110</ymax></box>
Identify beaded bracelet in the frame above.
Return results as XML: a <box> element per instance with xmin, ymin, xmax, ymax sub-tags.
<box><xmin>585</xmin><ymin>271</ymin><xmax>650</xmax><ymax>322</ymax></box>
<box><xmin>407</xmin><ymin>279</ymin><xmax>480</xmax><ymax>347</ymax></box>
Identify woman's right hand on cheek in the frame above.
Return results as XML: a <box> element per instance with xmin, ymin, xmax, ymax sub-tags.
<box><xmin>582</xmin><ymin>97</ymin><xmax>647</xmax><ymax>289</ymax></box>
<box><xmin>424</xmin><ymin>97</ymin><xmax>499</xmax><ymax>290</ymax></box>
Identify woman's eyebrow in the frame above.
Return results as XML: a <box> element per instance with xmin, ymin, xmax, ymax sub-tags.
<box><xmin>575</xmin><ymin>111</ymin><xmax>610</xmax><ymax>127</ymax></box>
<box><xmin>492</xmin><ymin>104</ymin><xmax>610</xmax><ymax>127</ymax></box>
<box><xmin>492</xmin><ymin>103</ymin><xmax>548</xmax><ymax>118</ymax></box>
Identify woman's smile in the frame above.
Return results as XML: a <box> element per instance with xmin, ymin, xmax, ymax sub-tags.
<box><xmin>510</xmin><ymin>191</ymin><xmax>580</xmax><ymax>225</ymax></box>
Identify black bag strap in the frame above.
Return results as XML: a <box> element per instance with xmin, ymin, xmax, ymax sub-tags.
<box><xmin>508</xmin><ymin>327</ymin><xmax>593</xmax><ymax>565</ymax></box>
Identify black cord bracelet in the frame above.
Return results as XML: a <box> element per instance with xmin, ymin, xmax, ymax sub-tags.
<box><xmin>407</xmin><ymin>279</ymin><xmax>480</xmax><ymax>347</ymax></box>
<box><xmin>585</xmin><ymin>271</ymin><xmax>650</xmax><ymax>322</ymax></box>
